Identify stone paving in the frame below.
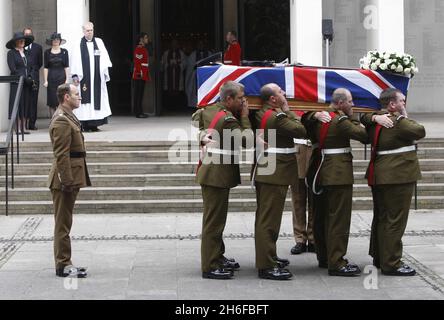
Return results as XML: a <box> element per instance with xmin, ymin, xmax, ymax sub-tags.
<box><xmin>0</xmin><ymin>210</ymin><xmax>443</xmax><ymax>300</ymax></box>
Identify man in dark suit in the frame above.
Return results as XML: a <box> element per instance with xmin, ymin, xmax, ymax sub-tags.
<box><xmin>24</xmin><ymin>27</ymin><xmax>43</xmax><ymax>130</ymax></box>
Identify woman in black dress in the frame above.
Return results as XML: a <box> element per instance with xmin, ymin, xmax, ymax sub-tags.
<box><xmin>6</xmin><ymin>32</ymin><xmax>33</xmax><ymax>134</ymax></box>
<box><xmin>43</xmin><ymin>32</ymin><xmax>69</xmax><ymax>117</ymax></box>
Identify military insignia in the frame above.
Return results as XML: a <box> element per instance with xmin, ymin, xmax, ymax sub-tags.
<box><xmin>82</xmin><ymin>84</ymin><xmax>88</xmax><ymax>92</ymax></box>
<box><xmin>224</xmin><ymin>116</ymin><xmax>237</xmax><ymax>122</ymax></box>
<box><xmin>276</xmin><ymin>112</ymin><xmax>287</xmax><ymax>119</ymax></box>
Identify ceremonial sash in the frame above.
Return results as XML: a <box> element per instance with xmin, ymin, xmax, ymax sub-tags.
<box><xmin>367</xmin><ymin>124</ymin><xmax>383</xmax><ymax>186</ymax></box>
<box><xmin>312</xmin><ymin>112</ymin><xmax>337</xmax><ymax>195</ymax></box>
<box><xmin>196</xmin><ymin>110</ymin><xmax>227</xmax><ymax>175</ymax></box>
<box><xmin>251</xmin><ymin>109</ymin><xmax>276</xmax><ymax>188</ymax></box>
<box><xmin>80</xmin><ymin>37</ymin><xmax>101</xmax><ymax>110</ymax></box>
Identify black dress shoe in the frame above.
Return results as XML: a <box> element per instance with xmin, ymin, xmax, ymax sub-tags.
<box><xmin>291</xmin><ymin>242</ymin><xmax>307</xmax><ymax>255</ymax></box>
<box><xmin>221</xmin><ymin>257</ymin><xmax>240</xmax><ymax>270</ymax></box>
<box><xmin>56</xmin><ymin>266</ymin><xmax>88</xmax><ymax>278</ymax></box>
<box><xmin>382</xmin><ymin>264</ymin><xmax>416</xmax><ymax>276</ymax></box>
<box><xmin>273</xmin><ymin>256</ymin><xmax>290</xmax><ymax>268</ymax></box>
<box><xmin>202</xmin><ymin>268</ymin><xmax>233</xmax><ymax>280</ymax></box>
<box><xmin>136</xmin><ymin>113</ymin><xmax>149</xmax><ymax>118</ymax></box>
<box><xmin>373</xmin><ymin>259</ymin><xmax>381</xmax><ymax>269</ymax></box>
<box><xmin>328</xmin><ymin>263</ymin><xmax>361</xmax><ymax>277</ymax></box>
<box><xmin>90</xmin><ymin>127</ymin><xmax>100</xmax><ymax>132</ymax></box>
<box><xmin>307</xmin><ymin>243</ymin><xmax>316</xmax><ymax>253</ymax></box>
<box><xmin>258</xmin><ymin>267</ymin><xmax>293</xmax><ymax>280</ymax></box>
<box><xmin>28</xmin><ymin>126</ymin><xmax>38</xmax><ymax>130</ymax></box>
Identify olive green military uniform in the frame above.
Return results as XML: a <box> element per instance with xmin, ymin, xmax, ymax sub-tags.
<box><xmin>290</xmin><ymin>142</ymin><xmax>315</xmax><ymax>245</ymax></box>
<box><xmin>303</xmin><ymin>107</ymin><xmax>367</xmax><ymax>270</ymax></box>
<box><xmin>192</xmin><ymin>103</ymin><xmax>252</xmax><ymax>273</ymax></box>
<box><xmin>253</xmin><ymin>105</ymin><xmax>306</xmax><ymax>269</ymax></box>
<box><xmin>48</xmin><ymin>105</ymin><xmax>91</xmax><ymax>270</ymax></box>
<box><xmin>361</xmin><ymin>112</ymin><xmax>425</xmax><ymax>272</ymax></box>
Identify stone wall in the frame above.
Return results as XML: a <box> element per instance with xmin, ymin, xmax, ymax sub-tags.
<box><xmin>404</xmin><ymin>0</ymin><xmax>444</xmax><ymax>112</ymax></box>
<box><xmin>323</xmin><ymin>0</ymin><xmax>444</xmax><ymax>113</ymax></box>
<box><xmin>12</xmin><ymin>0</ymin><xmax>57</xmax><ymax>119</ymax></box>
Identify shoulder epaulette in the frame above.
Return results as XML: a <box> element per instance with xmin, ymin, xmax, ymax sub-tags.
<box><xmin>224</xmin><ymin>115</ymin><xmax>237</xmax><ymax>122</ymax></box>
<box><xmin>338</xmin><ymin>115</ymin><xmax>349</xmax><ymax>122</ymax></box>
<box><xmin>276</xmin><ymin>112</ymin><xmax>287</xmax><ymax>119</ymax></box>
<box><xmin>396</xmin><ymin>115</ymin><xmax>406</xmax><ymax>121</ymax></box>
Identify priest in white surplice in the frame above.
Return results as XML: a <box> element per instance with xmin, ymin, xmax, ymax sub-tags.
<box><xmin>71</xmin><ymin>22</ymin><xmax>112</xmax><ymax>132</ymax></box>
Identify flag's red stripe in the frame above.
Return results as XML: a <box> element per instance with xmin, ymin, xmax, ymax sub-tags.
<box><xmin>294</xmin><ymin>68</ymin><xmax>318</xmax><ymax>102</ymax></box>
<box><xmin>358</xmin><ymin>70</ymin><xmax>390</xmax><ymax>91</ymax></box>
<box><xmin>200</xmin><ymin>68</ymin><xmax>252</xmax><ymax>106</ymax></box>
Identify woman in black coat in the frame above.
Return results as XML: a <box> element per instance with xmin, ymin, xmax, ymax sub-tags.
<box><xmin>6</xmin><ymin>32</ymin><xmax>33</xmax><ymax>134</ymax></box>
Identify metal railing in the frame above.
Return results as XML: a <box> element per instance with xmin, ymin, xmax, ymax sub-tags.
<box><xmin>0</xmin><ymin>75</ymin><xmax>25</xmax><ymax>216</ymax></box>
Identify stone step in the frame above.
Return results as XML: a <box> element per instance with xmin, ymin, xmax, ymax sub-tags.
<box><xmin>0</xmin><ymin>171</ymin><xmax>444</xmax><ymax>188</ymax></box>
<box><xmin>2</xmin><ymin>147</ymin><xmax>444</xmax><ymax>164</ymax></box>
<box><xmin>0</xmin><ymin>196</ymin><xmax>440</xmax><ymax>215</ymax></box>
<box><xmin>0</xmin><ymin>183</ymin><xmax>440</xmax><ymax>201</ymax></box>
<box><xmin>1</xmin><ymin>159</ymin><xmax>443</xmax><ymax>175</ymax></box>
<box><xmin>2</xmin><ymin>171</ymin><xmax>444</xmax><ymax>188</ymax></box>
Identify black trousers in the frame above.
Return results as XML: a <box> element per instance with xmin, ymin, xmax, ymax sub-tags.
<box><xmin>133</xmin><ymin>80</ymin><xmax>145</xmax><ymax>116</ymax></box>
<box><xmin>28</xmin><ymin>85</ymin><xmax>39</xmax><ymax>128</ymax></box>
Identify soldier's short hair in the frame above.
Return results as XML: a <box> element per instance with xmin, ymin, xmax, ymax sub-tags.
<box><xmin>56</xmin><ymin>83</ymin><xmax>72</xmax><ymax>103</ymax></box>
<box><xmin>260</xmin><ymin>84</ymin><xmax>277</xmax><ymax>102</ymax></box>
<box><xmin>379</xmin><ymin>88</ymin><xmax>402</xmax><ymax>108</ymax></box>
<box><xmin>331</xmin><ymin>89</ymin><xmax>350</xmax><ymax>105</ymax></box>
<box><xmin>220</xmin><ymin>81</ymin><xmax>244</xmax><ymax>102</ymax></box>
<box><xmin>228</xmin><ymin>30</ymin><xmax>237</xmax><ymax>38</ymax></box>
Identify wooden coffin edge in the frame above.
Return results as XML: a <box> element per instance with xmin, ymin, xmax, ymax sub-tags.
<box><xmin>198</xmin><ymin>96</ymin><xmax>377</xmax><ymax>113</ymax></box>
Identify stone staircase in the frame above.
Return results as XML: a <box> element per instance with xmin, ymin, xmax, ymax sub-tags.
<box><xmin>1</xmin><ymin>139</ymin><xmax>444</xmax><ymax>215</ymax></box>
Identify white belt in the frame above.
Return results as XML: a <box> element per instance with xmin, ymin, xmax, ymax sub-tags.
<box><xmin>322</xmin><ymin>147</ymin><xmax>351</xmax><ymax>155</ymax></box>
<box><xmin>294</xmin><ymin>139</ymin><xmax>312</xmax><ymax>146</ymax></box>
<box><xmin>207</xmin><ymin>148</ymin><xmax>240</xmax><ymax>156</ymax></box>
<box><xmin>376</xmin><ymin>145</ymin><xmax>416</xmax><ymax>156</ymax></box>
<box><xmin>265</xmin><ymin>147</ymin><xmax>298</xmax><ymax>154</ymax></box>
<box><xmin>141</xmin><ymin>63</ymin><xmax>149</xmax><ymax>67</ymax></box>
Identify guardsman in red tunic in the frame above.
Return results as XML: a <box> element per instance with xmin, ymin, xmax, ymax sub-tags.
<box><xmin>223</xmin><ymin>31</ymin><xmax>241</xmax><ymax>66</ymax></box>
<box><xmin>132</xmin><ymin>32</ymin><xmax>150</xmax><ymax>118</ymax></box>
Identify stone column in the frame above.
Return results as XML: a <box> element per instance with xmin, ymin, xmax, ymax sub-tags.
<box><xmin>57</xmin><ymin>0</ymin><xmax>90</xmax><ymax>56</ymax></box>
<box><xmin>290</xmin><ymin>0</ymin><xmax>323</xmax><ymax>66</ymax></box>
<box><xmin>0</xmin><ymin>0</ymin><xmax>13</xmax><ymax>131</ymax></box>
<box><xmin>365</xmin><ymin>0</ymin><xmax>404</xmax><ymax>53</ymax></box>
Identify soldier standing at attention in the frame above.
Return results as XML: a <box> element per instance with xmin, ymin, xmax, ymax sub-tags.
<box><xmin>253</xmin><ymin>83</ymin><xmax>307</xmax><ymax>280</ymax></box>
<box><xmin>361</xmin><ymin>88</ymin><xmax>425</xmax><ymax>276</ymax></box>
<box><xmin>49</xmin><ymin>83</ymin><xmax>91</xmax><ymax>278</ymax></box>
<box><xmin>192</xmin><ymin>81</ymin><xmax>252</xmax><ymax>280</ymax></box>
<box><xmin>303</xmin><ymin>88</ymin><xmax>367</xmax><ymax>276</ymax></box>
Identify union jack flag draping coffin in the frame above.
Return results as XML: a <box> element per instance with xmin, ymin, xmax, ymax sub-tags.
<box><xmin>197</xmin><ymin>65</ymin><xmax>411</xmax><ymax>110</ymax></box>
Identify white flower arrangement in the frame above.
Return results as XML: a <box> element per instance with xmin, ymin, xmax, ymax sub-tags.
<box><xmin>359</xmin><ymin>51</ymin><xmax>419</xmax><ymax>76</ymax></box>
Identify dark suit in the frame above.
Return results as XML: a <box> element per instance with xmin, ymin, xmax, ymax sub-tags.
<box><xmin>26</xmin><ymin>42</ymin><xmax>43</xmax><ymax>128</ymax></box>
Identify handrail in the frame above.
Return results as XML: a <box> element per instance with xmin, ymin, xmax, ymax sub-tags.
<box><xmin>0</xmin><ymin>75</ymin><xmax>24</xmax><ymax>216</ymax></box>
